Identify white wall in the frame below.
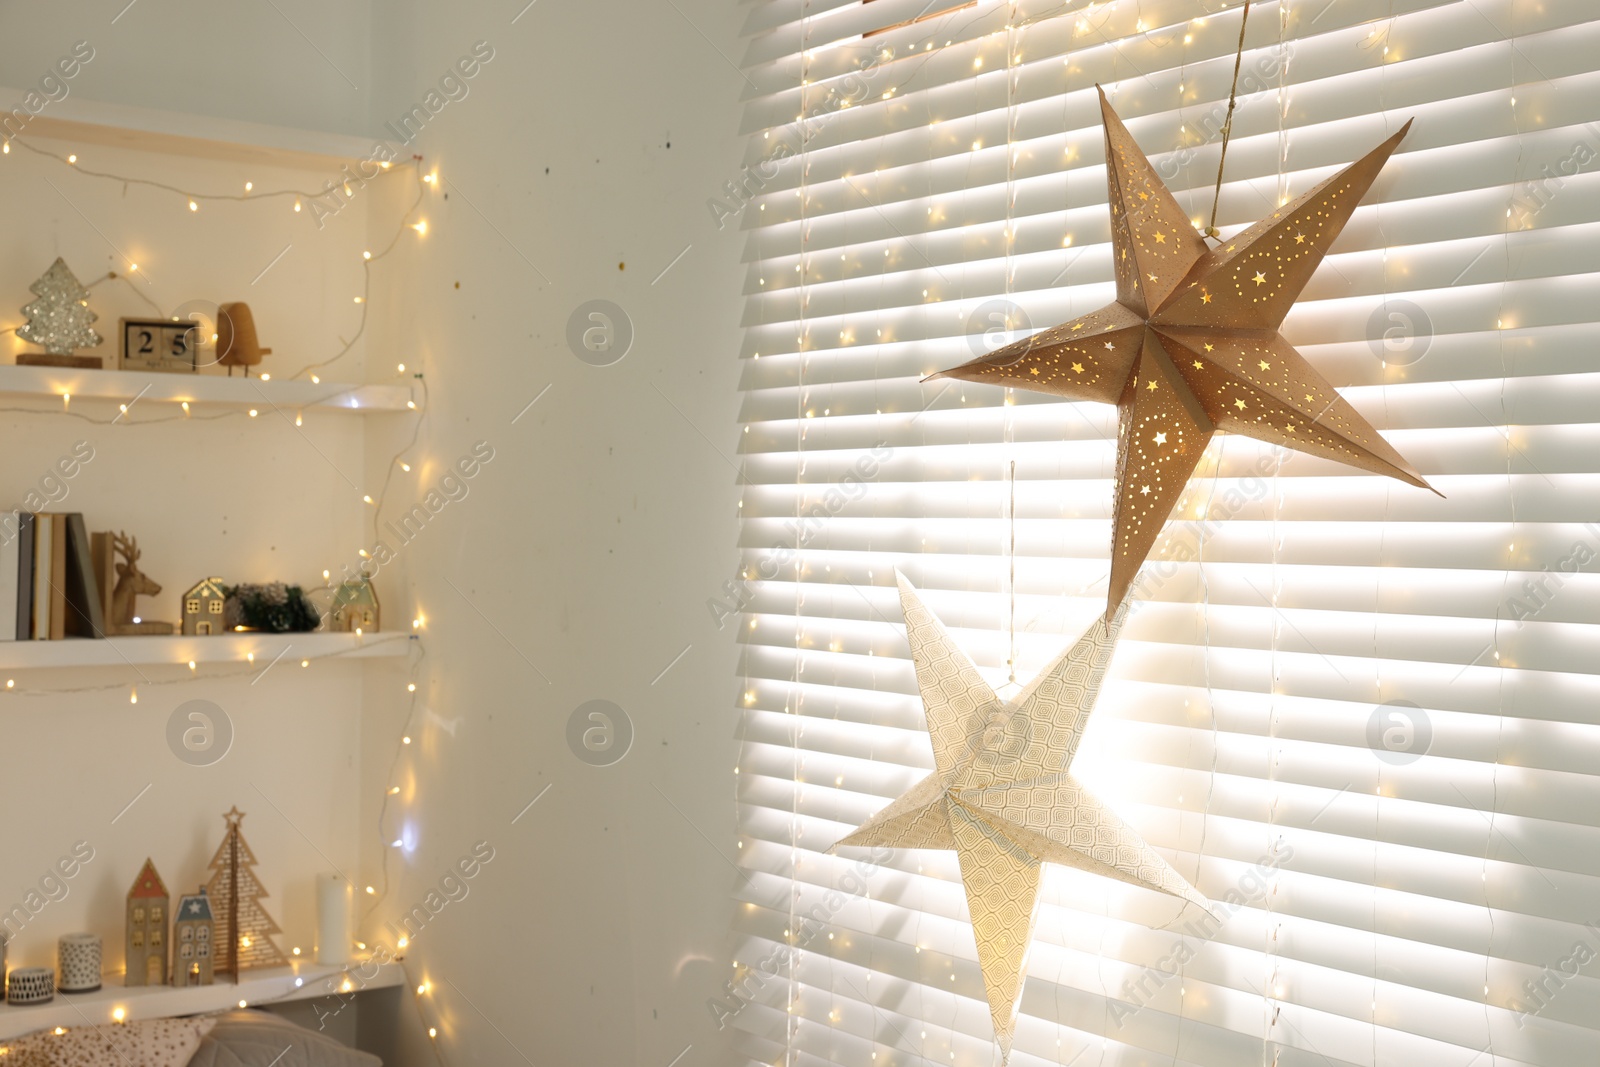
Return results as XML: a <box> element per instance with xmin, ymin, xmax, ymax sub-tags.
<box><xmin>357</xmin><ymin>2</ymin><xmax>747</xmax><ymax>1062</ymax></box>
<box><xmin>0</xmin><ymin>2</ymin><xmax>749</xmax><ymax>1066</ymax></box>
<box><xmin>0</xmin><ymin>1</ymin><xmax>373</xmax><ymax>137</ymax></box>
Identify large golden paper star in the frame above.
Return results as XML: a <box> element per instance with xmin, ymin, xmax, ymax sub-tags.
<box><xmin>932</xmin><ymin>89</ymin><xmax>1435</xmax><ymax>618</ymax></box>
<box><xmin>831</xmin><ymin>575</ymin><xmax>1209</xmax><ymax>1062</ymax></box>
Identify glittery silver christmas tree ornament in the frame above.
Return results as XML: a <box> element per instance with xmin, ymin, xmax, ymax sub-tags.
<box><xmin>17</xmin><ymin>257</ymin><xmax>103</xmax><ymax>357</ymax></box>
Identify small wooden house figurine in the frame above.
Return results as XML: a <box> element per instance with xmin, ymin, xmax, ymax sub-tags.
<box><xmin>173</xmin><ymin>889</ymin><xmax>216</xmax><ymax>987</ymax></box>
<box><xmin>328</xmin><ymin>576</ymin><xmax>379</xmax><ymax>633</ymax></box>
<box><xmin>182</xmin><ymin>578</ymin><xmax>227</xmax><ymax>635</ymax></box>
<box><xmin>125</xmin><ymin>858</ymin><xmax>169</xmax><ymax>986</ymax></box>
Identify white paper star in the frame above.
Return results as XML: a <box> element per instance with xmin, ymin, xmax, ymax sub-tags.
<box><xmin>831</xmin><ymin>575</ymin><xmax>1210</xmax><ymax>1061</ymax></box>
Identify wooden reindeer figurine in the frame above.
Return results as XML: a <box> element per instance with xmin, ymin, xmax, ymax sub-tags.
<box><xmin>107</xmin><ymin>532</ymin><xmax>174</xmax><ymax>635</ymax></box>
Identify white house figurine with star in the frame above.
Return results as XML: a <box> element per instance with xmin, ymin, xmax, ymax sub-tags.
<box><xmin>173</xmin><ymin>888</ymin><xmax>216</xmax><ymax>987</ymax></box>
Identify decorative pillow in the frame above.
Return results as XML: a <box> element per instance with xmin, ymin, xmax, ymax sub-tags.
<box><xmin>0</xmin><ymin>1016</ymin><xmax>215</xmax><ymax>1066</ymax></box>
<box><xmin>186</xmin><ymin>1010</ymin><xmax>380</xmax><ymax>1067</ymax></box>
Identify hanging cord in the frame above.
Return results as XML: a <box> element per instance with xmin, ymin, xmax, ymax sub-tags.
<box><xmin>1003</xmin><ymin>2</ymin><xmax>1021</xmax><ymax>697</ymax></box>
<box><xmin>1263</xmin><ymin>10</ymin><xmax>1291</xmax><ymax>1065</ymax></box>
<box><xmin>1205</xmin><ymin>0</ymin><xmax>1255</xmax><ymax>240</ymax></box>
<box><xmin>786</xmin><ymin>8</ymin><xmax>813</xmax><ymax>1065</ymax></box>
<box><xmin>1371</xmin><ymin>10</ymin><xmax>1398</xmax><ymax>1063</ymax></box>
<box><xmin>1477</xmin><ymin>7</ymin><xmax>1524</xmax><ymax>1063</ymax></box>
<box><xmin>1008</xmin><ymin>459</ymin><xmax>1018</xmax><ymax>687</ymax></box>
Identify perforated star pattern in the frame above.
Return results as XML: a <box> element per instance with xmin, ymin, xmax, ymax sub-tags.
<box><xmin>831</xmin><ymin>574</ymin><xmax>1209</xmax><ymax>1062</ymax></box>
<box><xmin>932</xmin><ymin>89</ymin><xmax>1435</xmax><ymax>618</ymax></box>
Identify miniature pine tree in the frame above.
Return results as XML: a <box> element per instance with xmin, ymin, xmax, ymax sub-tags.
<box><xmin>16</xmin><ymin>258</ymin><xmax>102</xmax><ymax>356</ymax></box>
<box><xmin>206</xmin><ymin>807</ymin><xmax>289</xmax><ymax>977</ymax></box>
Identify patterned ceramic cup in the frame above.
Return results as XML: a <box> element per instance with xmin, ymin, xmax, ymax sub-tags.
<box><xmin>7</xmin><ymin>965</ymin><xmax>54</xmax><ymax>1004</ymax></box>
<box><xmin>58</xmin><ymin>932</ymin><xmax>102</xmax><ymax>993</ymax></box>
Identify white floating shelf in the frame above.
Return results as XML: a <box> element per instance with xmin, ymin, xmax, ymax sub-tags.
<box><xmin>0</xmin><ymin>364</ymin><xmax>416</xmax><ymax>415</ymax></box>
<box><xmin>0</xmin><ymin>86</ymin><xmax>376</xmax><ymax>170</ymax></box>
<box><xmin>0</xmin><ymin>959</ymin><xmax>405</xmax><ymax>1040</ymax></box>
<box><xmin>0</xmin><ymin>631</ymin><xmax>410</xmax><ymax>671</ymax></box>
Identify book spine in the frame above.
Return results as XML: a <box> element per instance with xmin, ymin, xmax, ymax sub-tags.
<box><xmin>17</xmin><ymin>513</ymin><xmax>35</xmax><ymax>639</ymax></box>
<box><xmin>49</xmin><ymin>516</ymin><xmax>67</xmax><ymax>641</ymax></box>
<box><xmin>0</xmin><ymin>511</ymin><xmax>18</xmax><ymax>641</ymax></box>
<box><xmin>65</xmin><ymin>514</ymin><xmax>105</xmax><ymax>638</ymax></box>
<box><xmin>32</xmin><ymin>514</ymin><xmax>51</xmax><ymax>640</ymax></box>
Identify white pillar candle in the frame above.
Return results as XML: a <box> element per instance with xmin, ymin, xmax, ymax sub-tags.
<box><xmin>315</xmin><ymin>876</ymin><xmax>352</xmax><ymax>966</ymax></box>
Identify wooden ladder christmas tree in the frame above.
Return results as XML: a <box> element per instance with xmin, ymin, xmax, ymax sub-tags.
<box><xmin>206</xmin><ymin>807</ymin><xmax>288</xmax><ymax>980</ymax></box>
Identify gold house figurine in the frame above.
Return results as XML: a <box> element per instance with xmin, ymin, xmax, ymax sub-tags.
<box><xmin>124</xmin><ymin>859</ymin><xmax>169</xmax><ymax>986</ymax></box>
<box><xmin>328</xmin><ymin>575</ymin><xmax>379</xmax><ymax>633</ymax></box>
<box><xmin>182</xmin><ymin>578</ymin><xmax>228</xmax><ymax>635</ymax></box>
<box><xmin>173</xmin><ymin>889</ymin><xmax>216</xmax><ymax>987</ymax></box>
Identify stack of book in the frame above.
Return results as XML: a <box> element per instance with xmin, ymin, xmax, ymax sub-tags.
<box><xmin>0</xmin><ymin>511</ymin><xmax>108</xmax><ymax>640</ymax></box>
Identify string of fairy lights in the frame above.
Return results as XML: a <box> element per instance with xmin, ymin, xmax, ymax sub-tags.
<box><xmin>1</xmin><ymin>128</ymin><xmax>458</xmax><ymax>1059</ymax></box>
<box><xmin>736</xmin><ymin>1</ymin><xmax>1456</xmax><ymax>1064</ymax></box>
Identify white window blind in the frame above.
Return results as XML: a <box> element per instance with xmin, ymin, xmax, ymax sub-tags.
<box><xmin>727</xmin><ymin>1</ymin><xmax>1600</xmax><ymax>1064</ymax></box>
